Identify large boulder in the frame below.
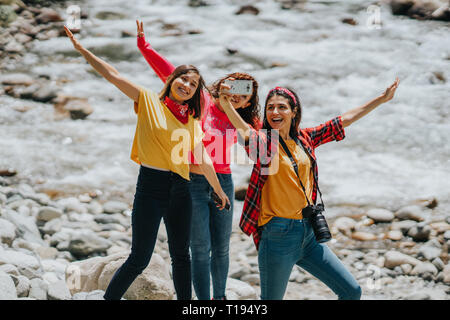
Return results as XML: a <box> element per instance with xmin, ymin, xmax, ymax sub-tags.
<box><xmin>66</xmin><ymin>251</ymin><xmax>174</xmax><ymax>300</ymax></box>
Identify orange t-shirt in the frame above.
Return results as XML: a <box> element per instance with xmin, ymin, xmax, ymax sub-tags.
<box><xmin>259</xmin><ymin>139</ymin><xmax>313</xmax><ymax>226</ymax></box>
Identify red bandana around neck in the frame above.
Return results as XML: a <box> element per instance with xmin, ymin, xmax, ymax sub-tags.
<box><xmin>164</xmin><ymin>96</ymin><xmax>189</xmax><ymax>124</ymax></box>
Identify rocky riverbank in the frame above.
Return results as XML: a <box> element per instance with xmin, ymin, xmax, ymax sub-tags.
<box><xmin>1</xmin><ymin>0</ymin><xmax>449</xmax><ymax>300</ymax></box>
<box><xmin>0</xmin><ymin>174</ymin><xmax>448</xmax><ymax>300</ymax></box>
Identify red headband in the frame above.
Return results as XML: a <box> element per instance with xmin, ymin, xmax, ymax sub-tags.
<box><xmin>267</xmin><ymin>87</ymin><xmax>297</xmax><ymax>105</ymax></box>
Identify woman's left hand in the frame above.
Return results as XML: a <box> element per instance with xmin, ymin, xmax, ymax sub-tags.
<box><xmin>380</xmin><ymin>77</ymin><xmax>400</xmax><ymax>103</ymax></box>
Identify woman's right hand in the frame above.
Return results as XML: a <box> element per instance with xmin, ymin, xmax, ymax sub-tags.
<box><xmin>64</xmin><ymin>25</ymin><xmax>83</xmax><ymax>52</ymax></box>
<box><xmin>214</xmin><ymin>189</ymin><xmax>231</xmax><ymax>211</ymax></box>
<box><xmin>218</xmin><ymin>81</ymin><xmax>233</xmax><ymax>109</ymax></box>
<box><xmin>136</xmin><ymin>20</ymin><xmax>145</xmax><ymax>38</ymax></box>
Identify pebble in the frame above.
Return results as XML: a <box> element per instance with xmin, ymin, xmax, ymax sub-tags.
<box><xmin>385</xmin><ymin>230</ymin><xmax>403</xmax><ymax>241</ymax></box>
<box><xmin>102</xmin><ymin>200</ymin><xmax>129</xmax><ymax>214</ymax></box>
<box><xmin>384</xmin><ymin>250</ymin><xmax>421</xmax><ymax>269</ymax></box>
<box><xmin>37</xmin><ymin>206</ymin><xmax>63</xmax><ymax>222</ymax></box>
<box><xmin>408</xmin><ymin>224</ymin><xmax>431</xmax><ymax>242</ymax></box>
<box><xmin>367</xmin><ymin>208</ymin><xmax>395</xmax><ymax>223</ymax></box>
<box><xmin>411</xmin><ymin>262</ymin><xmax>438</xmax><ymax>280</ymax></box>
<box><xmin>333</xmin><ymin>216</ymin><xmax>356</xmax><ymax>235</ymax></box>
<box><xmin>351</xmin><ymin>231</ymin><xmax>377</xmax><ymax>241</ymax></box>
<box><xmin>395</xmin><ymin>205</ymin><xmax>425</xmax><ymax>222</ymax></box>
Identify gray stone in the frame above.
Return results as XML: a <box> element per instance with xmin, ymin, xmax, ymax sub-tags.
<box><xmin>11</xmin><ymin>275</ymin><xmax>30</xmax><ymax>298</ymax></box>
<box><xmin>418</xmin><ymin>240</ymin><xmax>442</xmax><ymax>260</ymax></box>
<box><xmin>47</xmin><ymin>280</ymin><xmax>71</xmax><ymax>300</ymax></box>
<box><xmin>443</xmin><ymin>230</ymin><xmax>450</xmax><ymax>241</ymax></box>
<box><xmin>72</xmin><ymin>290</ymin><xmax>106</xmax><ymax>300</ymax></box>
<box><xmin>102</xmin><ymin>201</ymin><xmax>129</xmax><ymax>214</ymax></box>
<box><xmin>384</xmin><ymin>250</ymin><xmax>421</xmax><ymax>269</ymax></box>
<box><xmin>67</xmin><ymin>229</ymin><xmax>112</xmax><ymax>257</ymax></box>
<box><xmin>333</xmin><ymin>217</ymin><xmax>356</xmax><ymax>235</ymax></box>
<box><xmin>395</xmin><ymin>205</ymin><xmax>424</xmax><ymax>222</ymax></box>
<box><xmin>431</xmin><ymin>257</ymin><xmax>445</xmax><ymax>271</ymax></box>
<box><xmin>0</xmin><ymin>217</ymin><xmax>17</xmax><ymax>245</ymax></box>
<box><xmin>0</xmin><ymin>248</ymin><xmax>41</xmax><ymax>271</ymax></box>
<box><xmin>390</xmin><ymin>220</ymin><xmax>418</xmax><ymax>234</ymax></box>
<box><xmin>241</xmin><ymin>274</ymin><xmax>260</xmax><ymax>286</ymax></box>
<box><xmin>225</xmin><ymin>278</ymin><xmax>258</xmax><ymax>300</ymax></box>
<box><xmin>0</xmin><ymin>73</ymin><xmax>34</xmax><ymax>86</ymax></box>
<box><xmin>367</xmin><ymin>208</ymin><xmax>395</xmax><ymax>223</ymax></box>
<box><xmin>1</xmin><ymin>208</ymin><xmax>45</xmax><ymax>245</ymax></box>
<box><xmin>57</xmin><ymin>197</ymin><xmax>87</xmax><ymax>214</ymax></box>
<box><xmin>408</xmin><ymin>224</ymin><xmax>431</xmax><ymax>242</ymax></box>
<box><xmin>28</xmin><ymin>278</ymin><xmax>48</xmax><ymax>300</ymax></box>
<box><xmin>411</xmin><ymin>262</ymin><xmax>438</xmax><ymax>281</ymax></box>
<box><xmin>41</xmin><ymin>218</ymin><xmax>63</xmax><ymax>236</ymax></box>
<box><xmin>0</xmin><ymin>271</ymin><xmax>17</xmax><ymax>300</ymax></box>
<box><xmin>0</xmin><ymin>264</ymin><xmax>19</xmax><ymax>276</ymax></box>
<box><xmin>37</xmin><ymin>207</ymin><xmax>63</xmax><ymax>222</ymax></box>
<box><xmin>404</xmin><ymin>292</ymin><xmax>431</xmax><ymax>300</ymax></box>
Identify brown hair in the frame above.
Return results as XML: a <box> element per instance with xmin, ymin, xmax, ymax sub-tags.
<box><xmin>159</xmin><ymin>65</ymin><xmax>207</xmax><ymax>120</ymax></box>
<box><xmin>263</xmin><ymin>87</ymin><xmax>302</xmax><ymax>139</ymax></box>
<box><xmin>208</xmin><ymin>72</ymin><xmax>261</xmax><ymax>129</ymax></box>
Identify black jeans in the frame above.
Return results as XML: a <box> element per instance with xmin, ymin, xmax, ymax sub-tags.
<box><xmin>103</xmin><ymin>166</ymin><xmax>192</xmax><ymax>300</ymax></box>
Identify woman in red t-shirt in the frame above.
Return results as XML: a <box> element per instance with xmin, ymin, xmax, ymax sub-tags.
<box><xmin>136</xmin><ymin>21</ymin><xmax>260</xmax><ymax>300</ymax></box>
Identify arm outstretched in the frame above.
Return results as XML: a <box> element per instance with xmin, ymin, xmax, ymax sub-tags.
<box><xmin>64</xmin><ymin>26</ymin><xmax>140</xmax><ymax>102</ymax></box>
<box><xmin>341</xmin><ymin>77</ymin><xmax>399</xmax><ymax>128</ymax></box>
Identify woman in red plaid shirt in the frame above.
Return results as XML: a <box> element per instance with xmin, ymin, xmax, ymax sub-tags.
<box><xmin>219</xmin><ymin>78</ymin><xmax>399</xmax><ymax>300</ymax></box>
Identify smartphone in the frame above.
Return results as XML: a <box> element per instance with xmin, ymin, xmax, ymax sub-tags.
<box><xmin>223</xmin><ymin>79</ymin><xmax>253</xmax><ymax>95</ymax></box>
<box><xmin>211</xmin><ymin>191</ymin><xmax>231</xmax><ymax>211</ymax></box>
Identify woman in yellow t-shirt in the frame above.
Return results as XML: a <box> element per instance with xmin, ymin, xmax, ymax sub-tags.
<box><xmin>64</xmin><ymin>26</ymin><xmax>230</xmax><ymax>300</ymax></box>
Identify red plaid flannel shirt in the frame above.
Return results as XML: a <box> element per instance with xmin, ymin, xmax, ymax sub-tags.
<box><xmin>239</xmin><ymin>116</ymin><xmax>346</xmax><ymax>249</ymax></box>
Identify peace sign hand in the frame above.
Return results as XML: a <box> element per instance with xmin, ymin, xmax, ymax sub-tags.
<box><xmin>136</xmin><ymin>20</ymin><xmax>145</xmax><ymax>38</ymax></box>
<box><xmin>380</xmin><ymin>77</ymin><xmax>400</xmax><ymax>103</ymax></box>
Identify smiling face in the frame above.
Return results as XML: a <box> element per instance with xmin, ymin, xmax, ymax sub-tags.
<box><xmin>229</xmin><ymin>93</ymin><xmax>252</xmax><ymax>109</ymax></box>
<box><xmin>265</xmin><ymin>95</ymin><xmax>295</xmax><ymax>135</ymax></box>
<box><xmin>169</xmin><ymin>71</ymin><xmax>200</xmax><ymax>103</ymax></box>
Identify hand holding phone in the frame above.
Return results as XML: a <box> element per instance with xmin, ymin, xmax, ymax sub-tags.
<box><xmin>211</xmin><ymin>191</ymin><xmax>231</xmax><ymax>211</ymax></box>
<box><xmin>223</xmin><ymin>79</ymin><xmax>253</xmax><ymax>95</ymax></box>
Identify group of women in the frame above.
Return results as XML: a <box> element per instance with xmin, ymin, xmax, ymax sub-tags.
<box><xmin>63</xmin><ymin>19</ymin><xmax>399</xmax><ymax>300</ymax></box>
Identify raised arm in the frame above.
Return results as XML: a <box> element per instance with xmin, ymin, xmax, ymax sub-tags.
<box><xmin>341</xmin><ymin>77</ymin><xmax>399</xmax><ymax>128</ymax></box>
<box><xmin>136</xmin><ymin>20</ymin><xmax>175</xmax><ymax>83</ymax></box>
<box><xmin>64</xmin><ymin>26</ymin><xmax>140</xmax><ymax>102</ymax></box>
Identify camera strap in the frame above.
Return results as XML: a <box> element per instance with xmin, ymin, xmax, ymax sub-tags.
<box><xmin>279</xmin><ymin>136</ymin><xmax>324</xmax><ymax>208</ymax></box>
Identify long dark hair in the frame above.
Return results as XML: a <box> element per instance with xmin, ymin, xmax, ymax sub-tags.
<box><xmin>159</xmin><ymin>64</ymin><xmax>206</xmax><ymax>120</ymax></box>
<box><xmin>263</xmin><ymin>87</ymin><xmax>302</xmax><ymax>139</ymax></box>
<box><xmin>208</xmin><ymin>72</ymin><xmax>261</xmax><ymax>129</ymax></box>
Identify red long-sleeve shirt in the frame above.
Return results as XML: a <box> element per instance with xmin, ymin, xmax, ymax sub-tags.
<box><xmin>137</xmin><ymin>36</ymin><xmax>237</xmax><ymax>174</ymax></box>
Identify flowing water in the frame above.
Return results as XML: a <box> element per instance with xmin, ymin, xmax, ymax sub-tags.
<box><xmin>1</xmin><ymin>0</ymin><xmax>449</xmax><ymax>214</ymax></box>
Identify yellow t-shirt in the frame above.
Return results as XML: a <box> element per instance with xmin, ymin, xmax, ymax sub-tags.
<box><xmin>130</xmin><ymin>88</ymin><xmax>204</xmax><ymax>181</ymax></box>
<box><xmin>259</xmin><ymin>139</ymin><xmax>314</xmax><ymax>226</ymax></box>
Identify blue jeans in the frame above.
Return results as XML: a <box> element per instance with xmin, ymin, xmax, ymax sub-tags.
<box><xmin>258</xmin><ymin>217</ymin><xmax>362</xmax><ymax>300</ymax></box>
<box><xmin>104</xmin><ymin>166</ymin><xmax>192</xmax><ymax>300</ymax></box>
<box><xmin>189</xmin><ymin>172</ymin><xmax>234</xmax><ymax>300</ymax></box>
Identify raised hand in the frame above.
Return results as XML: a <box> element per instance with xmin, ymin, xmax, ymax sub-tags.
<box><xmin>136</xmin><ymin>20</ymin><xmax>144</xmax><ymax>38</ymax></box>
<box><xmin>380</xmin><ymin>77</ymin><xmax>400</xmax><ymax>103</ymax></box>
<box><xmin>64</xmin><ymin>25</ymin><xmax>83</xmax><ymax>52</ymax></box>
